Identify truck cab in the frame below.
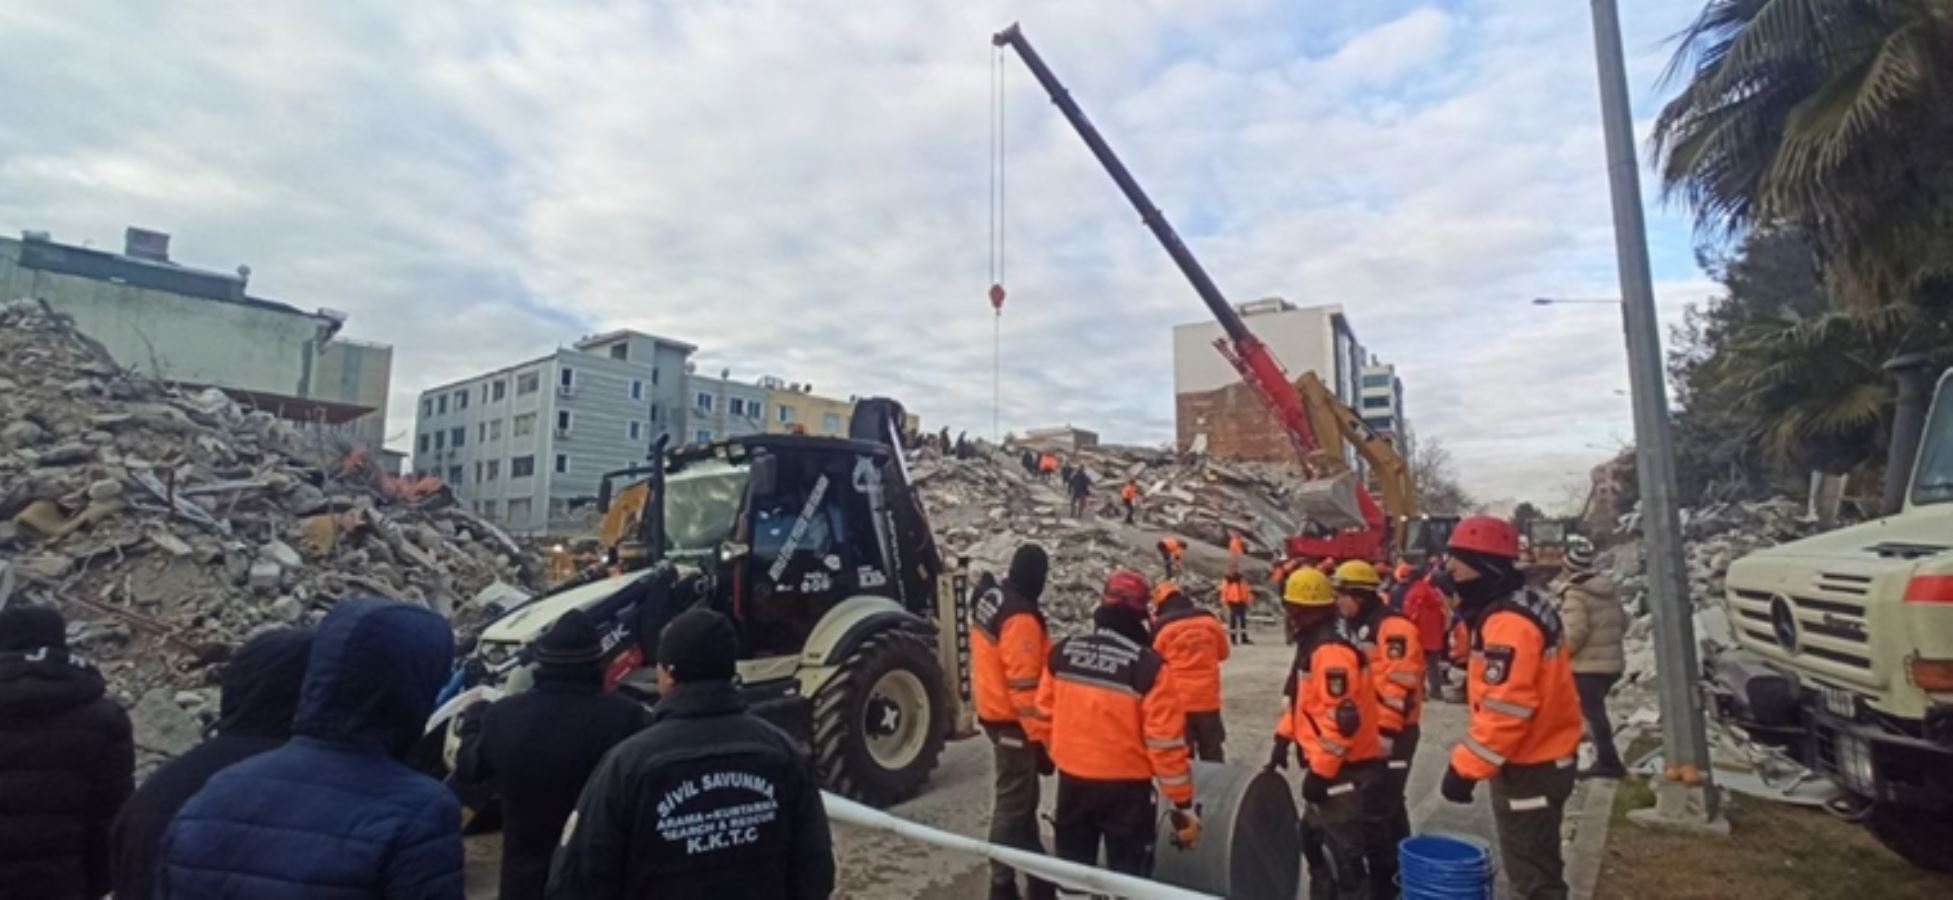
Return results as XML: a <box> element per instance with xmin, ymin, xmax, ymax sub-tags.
<box><xmin>1719</xmin><ymin>368</ymin><xmax>1953</xmax><ymax>870</ymax></box>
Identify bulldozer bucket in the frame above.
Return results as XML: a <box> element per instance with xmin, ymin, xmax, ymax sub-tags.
<box><xmin>1294</xmin><ymin>471</ymin><xmax>1368</xmax><ymax>530</ymax></box>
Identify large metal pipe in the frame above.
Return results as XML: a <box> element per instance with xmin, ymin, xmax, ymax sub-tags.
<box><xmin>1151</xmin><ymin>762</ymin><xmax>1301</xmax><ymax>899</ymax></box>
<box><xmin>1882</xmin><ymin>353</ymin><xmax>1936</xmax><ymax>515</ymax></box>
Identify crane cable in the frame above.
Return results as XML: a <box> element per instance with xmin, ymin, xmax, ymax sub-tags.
<box><xmin>988</xmin><ymin>46</ymin><xmax>1007</xmax><ymax>441</ymax></box>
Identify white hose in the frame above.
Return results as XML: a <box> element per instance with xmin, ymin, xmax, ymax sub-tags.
<box><xmin>822</xmin><ymin>793</ymin><xmax>1220</xmax><ymax>900</ymax></box>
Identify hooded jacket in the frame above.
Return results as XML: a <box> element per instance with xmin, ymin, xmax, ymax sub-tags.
<box><xmin>1556</xmin><ymin>572</ymin><xmax>1625</xmax><ymax>675</ymax></box>
<box><xmin>160</xmin><ymin>598</ymin><xmax>461</xmax><ymax>900</ymax></box>
<box><xmin>969</xmin><ymin>546</ymin><xmax>1052</xmax><ymax>744</ymax></box>
<box><xmin>0</xmin><ymin>637</ymin><xmax>132</xmax><ymax>900</ymax></box>
<box><xmin>112</xmin><ymin>628</ymin><xmax>312</xmax><ymax>900</ymax></box>
<box><xmin>1151</xmin><ymin>594</ymin><xmax>1229</xmax><ymax>714</ymax></box>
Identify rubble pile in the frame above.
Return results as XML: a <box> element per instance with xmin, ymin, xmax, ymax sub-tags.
<box><xmin>912</xmin><ymin>441</ymin><xmax>1306</xmax><ymax>628</ymax></box>
<box><xmin>0</xmin><ymin>300</ymin><xmax>541</xmax><ymax>761</ymax></box>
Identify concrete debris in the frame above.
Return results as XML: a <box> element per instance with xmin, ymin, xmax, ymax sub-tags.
<box><xmin>0</xmin><ymin>300</ymin><xmax>546</xmax><ymax>768</ymax></box>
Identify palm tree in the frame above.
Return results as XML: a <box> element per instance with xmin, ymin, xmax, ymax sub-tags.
<box><xmin>1651</xmin><ymin>0</ymin><xmax>1953</xmax><ymax>309</ymax></box>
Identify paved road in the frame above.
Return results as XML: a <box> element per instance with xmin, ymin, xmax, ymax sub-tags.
<box><xmin>466</xmin><ymin>619</ymin><xmax>1504</xmax><ymax>898</ymax></box>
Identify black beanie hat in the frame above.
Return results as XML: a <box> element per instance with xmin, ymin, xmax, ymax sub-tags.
<box><xmin>534</xmin><ymin>609</ymin><xmax>605</xmax><ymax>668</ymax></box>
<box><xmin>658</xmin><ymin>607</ymin><xmax>737</xmax><ymax>683</ymax></box>
<box><xmin>1007</xmin><ymin>543</ymin><xmax>1050</xmax><ymax>601</ymax></box>
<box><xmin>0</xmin><ymin>606</ymin><xmax>66</xmax><ymax>652</ymax></box>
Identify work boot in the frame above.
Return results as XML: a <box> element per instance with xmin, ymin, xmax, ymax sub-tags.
<box><xmin>1577</xmin><ymin>762</ymin><xmax>1627</xmax><ymax>780</ymax></box>
<box><xmin>989</xmin><ymin>880</ymin><xmax>1021</xmax><ymax>900</ymax></box>
<box><xmin>1241</xmin><ymin>634</ymin><xmax>1253</xmax><ymax>645</ymax></box>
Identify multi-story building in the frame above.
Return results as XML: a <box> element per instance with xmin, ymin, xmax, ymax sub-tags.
<box><xmin>410</xmin><ymin>329</ymin><xmax>694</xmax><ymax>535</ymax></box>
<box><xmin>684</xmin><ymin>368</ymin><xmax>769</xmax><ymax>443</ymax></box>
<box><xmin>761</xmin><ymin>377</ymin><xmax>855</xmax><ymax>437</ymax></box>
<box><xmin>0</xmin><ymin>227</ymin><xmax>393</xmax><ymax>450</ymax></box>
<box><xmin>1019</xmin><ymin>425</ymin><xmax>1099</xmax><ymax>452</ymax></box>
<box><xmin>1359</xmin><ymin>363</ymin><xmax>1413</xmax><ymax>464</ymax></box>
<box><xmin>1171</xmin><ymin>298</ymin><xmax>1370</xmax><ymax>462</ymax></box>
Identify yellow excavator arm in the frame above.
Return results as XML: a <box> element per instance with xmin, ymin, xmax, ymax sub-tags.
<box><xmin>1295</xmin><ymin>371</ymin><xmax>1417</xmax><ymax>545</ymax></box>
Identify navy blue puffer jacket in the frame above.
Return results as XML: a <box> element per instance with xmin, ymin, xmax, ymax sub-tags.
<box><xmin>160</xmin><ymin>598</ymin><xmax>460</xmax><ymax>899</ymax></box>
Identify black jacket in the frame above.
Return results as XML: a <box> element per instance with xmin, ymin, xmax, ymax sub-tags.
<box><xmin>547</xmin><ymin>680</ymin><xmax>834</xmax><ymax>900</ymax></box>
<box><xmin>0</xmin><ymin>647</ymin><xmax>133</xmax><ymax>900</ymax></box>
<box><xmin>111</xmin><ymin>628</ymin><xmax>311</xmax><ymax>900</ymax></box>
<box><xmin>454</xmin><ymin>668</ymin><xmax>648</xmax><ymax>900</ymax></box>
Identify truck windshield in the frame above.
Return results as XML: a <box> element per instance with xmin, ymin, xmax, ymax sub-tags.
<box><xmin>662</xmin><ymin>463</ymin><xmax>750</xmax><ymax>554</ymax></box>
<box><xmin>1913</xmin><ymin>381</ymin><xmax>1953</xmax><ymax>506</ymax></box>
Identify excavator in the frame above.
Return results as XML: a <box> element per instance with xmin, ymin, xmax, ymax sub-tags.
<box><xmin>994</xmin><ymin>23</ymin><xmax>1430</xmax><ymax>562</ymax></box>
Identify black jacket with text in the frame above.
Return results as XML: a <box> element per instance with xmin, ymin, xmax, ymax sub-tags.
<box><xmin>0</xmin><ymin>647</ymin><xmax>133</xmax><ymax>900</ymax></box>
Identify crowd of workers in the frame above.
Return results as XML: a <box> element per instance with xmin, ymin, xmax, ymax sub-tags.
<box><xmin>1</xmin><ymin>500</ymin><xmax>1625</xmax><ymax>900</ymax></box>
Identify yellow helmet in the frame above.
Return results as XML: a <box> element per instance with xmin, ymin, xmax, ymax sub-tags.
<box><xmin>1333</xmin><ymin>560</ymin><xmax>1382</xmax><ymax>590</ymax></box>
<box><xmin>1283</xmin><ymin>568</ymin><xmax>1335</xmax><ymax>606</ymax></box>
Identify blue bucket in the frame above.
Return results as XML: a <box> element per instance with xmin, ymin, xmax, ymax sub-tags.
<box><xmin>1398</xmin><ymin>834</ymin><xmax>1494</xmax><ymax>900</ymax></box>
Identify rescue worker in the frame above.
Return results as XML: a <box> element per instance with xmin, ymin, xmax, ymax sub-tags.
<box><xmin>1066</xmin><ymin>466</ymin><xmax>1092</xmax><ymax>519</ymax></box>
<box><xmin>1037</xmin><ymin>451</ymin><xmax>1059</xmax><ymax>482</ymax></box>
<box><xmin>1219</xmin><ymin>572</ymin><xmax>1254</xmax><ymax>645</ymax></box>
<box><xmin>1120</xmin><ymin>479</ymin><xmax>1139</xmax><ymax>524</ymax></box>
<box><xmin>1266</xmin><ymin>568</ymin><xmax>1384</xmax><ymax>900</ymax></box>
<box><xmin>1037</xmin><ymin>570</ymin><xmax>1199</xmax><ymax>885</ymax></box>
<box><xmin>1438</xmin><ymin>516</ymin><xmax>1582</xmax><ymax>900</ymax></box>
<box><xmin>1402</xmin><ymin>568</ymin><xmax>1451</xmax><ymax>698</ymax></box>
<box><xmin>1335</xmin><ymin>560</ymin><xmax>1425</xmax><ymax>888</ymax></box>
<box><xmin>1227</xmin><ymin>531</ymin><xmax>1246</xmax><ymax>574</ymax></box>
<box><xmin>549</xmin><ymin>608</ymin><xmax>835</xmax><ymax>899</ymax></box>
<box><xmin>969</xmin><ymin>545</ymin><xmax>1057</xmax><ymax>900</ymax></box>
<box><xmin>1151</xmin><ymin>583</ymin><xmax>1230</xmax><ymax>762</ymax></box>
<box><xmin>1156</xmin><ymin>535</ymin><xmax>1187</xmax><ymax>579</ymax></box>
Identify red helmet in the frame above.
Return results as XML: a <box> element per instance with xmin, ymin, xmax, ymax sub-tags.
<box><xmin>1449</xmin><ymin>515</ymin><xmax>1520</xmax><ymax>558</ymax></box>
<box><xmin>1102</xmin><ymin>569</ymin><xmax>1151</xmax><ymax>611</ymax></box>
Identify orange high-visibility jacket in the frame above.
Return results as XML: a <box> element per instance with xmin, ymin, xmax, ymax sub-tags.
<box><xmin>1159</xmin><ymin>537</ymin><xmax>1186</xmax><ymax>559</ymax></box>
<box><xmin>1121</xmin><ymin>482</ymin><xmax>1139</xmax><ymax>502</ymax></box>
<box><xmin>1269</xmin><ymin>558</ymin><xmax>1305</xmax><ymax>586</ymax></box>
<box><xmin>1275</xmin><ymin>628</ymin><xmax>1383</xmax><ymax>780</ymax></box>
<box><xmin>1448</xmin><ymin>620</ymin><xmax>1470</xmax><ymax>666</ymax></box>
<box><xmin>1228</xmin><ymin>533</ymin><xmax>1245</xmax><ymax>557</ymax></box>
<box><xmin>1039</xmin><ymin>453</ymin><xmax>1058</xmax><ymax>472</ymax></box>
<box><xmin>1153</xmin><ymin>601</ymin><xmax>1230</xmax><ymax>714</ymax></box>
<box><xmin>1038</xmin><ymin>629</ymin><xmax>1194</xmax><ymax>805</ymax></box>
<box><xmin>1219</xmin><ymin>578</ymin><xmax>1253</xmax><ymax>608</ymax></box>
<box><xmin>969</xmin><ymin>575</ymin><xmax>1051</xmax><ymax>744</ymax></box>
<box><xmin>1450</xmin><ymin>597</ymin><xmax>1583</xmax><ymax>780</ymax></box>
<box><xmin>1351</xmin><ymin>608</ymin><xmax>1425</xmax><ymax>733</ymax></box>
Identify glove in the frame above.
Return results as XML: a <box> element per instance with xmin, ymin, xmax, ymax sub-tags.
<box><xmin>1265</xmin><ymin>738</ymin><xmax>1292</xmax><ymax>772</ymax></box>
<box><xmin>1441</xmin><ymin>765</ymin><xmax>1476</xmax><ymax>804</ymax></box>
<box><xmin>1301</xmin><ymin>771</ymin><xmax>1332</xmax><ymax>804</ymax></box>
<box><xmin>1169</xmin><ymin>805</ymin><xmax>1202</xmax><ymax>849</ymax></box>
<box><xmin>1033</xmin><ymin>742</ymin><xmax>1055</xmax><ymax>777</ymax></box>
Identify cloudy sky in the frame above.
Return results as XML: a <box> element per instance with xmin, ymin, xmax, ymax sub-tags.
<box><xmin>0</xmin><ymin>0</ymin><xmax>1719</xmax><ymax>506</ymax></box>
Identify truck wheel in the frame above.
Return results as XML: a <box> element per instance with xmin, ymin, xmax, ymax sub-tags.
<box><xmin>1869</xmin><ymin>805</ymin><xmax>1953</xmax><ymax>873</ymax></box>
<box><xmin>812</xmin><ymin>626</ymin><xmax>948</xmax><ymax>806</ymax></box>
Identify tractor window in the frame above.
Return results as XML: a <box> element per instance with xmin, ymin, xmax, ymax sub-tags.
<box><xmin>743</xmin><ymin>453</ymin><xmax>884</xmax><ymax>657</ymax></box>
<box><xmin>1913</xmin><ymin>381</ymin><xmax>1953</xmax><ymax>506</ymax></box>
<box><xmin>663</xmin><ymin>464</ymin><xmax>749</xmax><ymax>555</ymax></box>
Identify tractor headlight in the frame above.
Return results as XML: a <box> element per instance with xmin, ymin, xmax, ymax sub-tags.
<box><xmin>1833</xmin><ymin>733</ymin><xmax>1876</xmax><ymax>794</ymax></box>
<box><xmin>479</xmin><ymin>641</ymin><xmax>513</xmax><ymax>668</ymax></box>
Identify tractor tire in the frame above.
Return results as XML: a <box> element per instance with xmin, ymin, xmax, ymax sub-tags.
<box><xmin>811</xmin><ymin>626</ymin><xmax>949</xmax><ymax>806</ymax></box>
<box><xmin>1868</xmin><ymin>804</ymin><xmax>1953</xmax><ymax>873</ymax></box>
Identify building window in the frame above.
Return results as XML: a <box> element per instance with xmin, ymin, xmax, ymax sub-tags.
<box><xmin>489</xmin><ymin>419</ymin><xmax>502</xmax><ymax>440</ymax></box>
<box><xmin>631</xmin><ymin>379</ymin><xmax>644</xmax><ymax>401</ymax></box>
<box><xmin>559</xmin><ymin>367</ymin><xmax>575</xmax><ymax>389</ymax></box>
<box><xmin>1361</xmin><ymin>373</ymin><xmax>1392</xmax><ymax>388</ymax></box>
<box><xmin>696</xmin><ymin>429</ymin><xmax>712</xmax><ymax>443</ymax></box>
<box><xmin>549</xmin><ymin>498</ymin><xmax>568</xmax><ymax>521</ymax></box>
<box><xmin>478</xmin><ymin>423</ymin><xmax>487</xmax><ymax>443</ymax></box>
<box><xmin>728</xmin><ymin>398</ymin><xmax>742</xmax><ymax>417</ymax></box>
<box><xmin>421</xmin><ymin>398</ymin><xmax>433</xmax><ymax>417</ymax></box>
<box><xmin>516</xmin><ymin>371</ymin><xmax>540</xmax><ymax>395</ymax></box>
<box><xmin>511</xmin><ymin>455</ymin><xmax>535</xmax><ymax>478</ymax></box>
<box><xmin>482</xmin><ymin>383</ymin><xmax>490</xmax><ymax>404</ymax></box>
<box><xmin>777</xmin><ymin>405</ymin><xmax>793</xmax><ymax>424</ymax></box>
<box><xmin>450</xmin><ymin>426</ymin><xmax>465</xmax><ymax>448</ymax></box>
<box><xmin>455</xmin><ymin>389</ymin><xmax>469</xmax><ymax>411</ymax></box>
<box><xmin>434</xmin><ymin>430</ymin><xmax>445</xmax><ymax>450</ymax></box>
<box><xmin>513</xmin><ymin>413</ymin><xmax>536</xmax><ymax>437</ymax></box>
<box><xmin>1361</xmin><ymin>395</ymin><xmax>1391</xmax><ymax>410</ymax></box>
<box><xmin>555</xmin><ymin>453</ymin><xmax>569</xmax><ymax>474</ymax></box>
<box><xmin>696</xmin><ymin>392</ymin><xmax>713</xmax><ymax>411</ymax></box>
<box><xmin>417</xmin><ymin>434</ymin><xmax>430</xmax><ymax>454</ymax></box>
<box><xmin>474</xmin><ymin>461</ymin><xmax>483</xmax><ymax>483</ymax></box>
<box><xmin>609</xmin><ymin>344</ymin><xmax>627</xmax><ymax>360</ymax></box>
<box><xmin>822</xmin><ymin>413</ymin><xmax>842</xmax><ymax>433</ymax></box>
<box><xmin>506</xmin><ymin>498</ymin><xmax>531</xmax><ymax>525</ymax></box>
<box><xmin>437</xmin><ymin>395</ymin><xmax>448</xmax><ymax>415</ymax></box>
<box><xmin>649</xmin><ymin>404</ymin><xmax>660</xmax><ymax>423</ymax></box>
<box><xmin>482</xmin><ymin>499</ymin><xmax>498</xmax><ymax>520</ymax></box>
<box><xmin>629</xmin><ymin>421</ymin><xmax>642</xmax><ymax>441</ymax></box>
<box><xmin>556</xmin><ymin>410</ymin><xmax>573</xmax><ymax>434</ymax></box>
<box><xmin>652</xmin><ymin>368</ymin><xmax>660</xmax><ymax>385</ymax></box>
<box><xmin>492</xmin><ymin>380</ymin><xmax>507</xmax><ymax>401</ymax></box>
<box><xmin>446</xmin><ymin>465</ymin><xmax>463</xmax><ymax>485</ymax></box>
<box><xmin>486</xmin><ymin>460</ymin><xmax>500</xmax><ymax>481</ymax></box>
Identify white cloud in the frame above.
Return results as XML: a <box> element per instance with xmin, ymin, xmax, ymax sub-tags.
<box><xmin>0</xmin><ymin>0</ymin><xmax>1716</xmax><ymax>502</ymax></box>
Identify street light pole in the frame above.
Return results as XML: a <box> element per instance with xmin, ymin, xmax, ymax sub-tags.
<box><xmin>1587</xmin><ymin>0</ymin><xmax>1723</xmax><ymax>827</ymax></box>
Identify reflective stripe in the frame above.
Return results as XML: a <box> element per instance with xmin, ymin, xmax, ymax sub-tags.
<box><xmin>1007</xmin><ymin>677</ymin><xmax>1042</xmax><ymax>690</ymax></box>
<box><xmin>1326</xmin><ymin>782</ymin><xmax>1356</xmax><ymax>796</ymax></box>
<box><xmin>1145</xmin><ymin>737</ymin><xmax>1186</xmax><ymax>750</ymax></box>
<box><xmin>1464</xmin><ymin>736</ymin><xmax>1507</xmax><ymax>766</ymax></box>
<box><xmin>1556</xmin><ymin>756</ymin><xmax>1576</xmax><ymax>769</ymax></box>
<box><xmin>1158</xmin><ymin>773</ymin><xmax>1191</xmax><ymax>786</ymax></box>
<box><xmin>997</xmin><ymin>735</ymin><xmax>1025</xmax><ymax>749</ymax></box>
<box><xmin>1052</xmin><ymin>670</ymin><xmax>1139</xmax><ymax>697</ymax></box>
<box><xmin>1387</xmin><ymin>760</ymin><xmax>1410</xmax><ymax>770</ymax></box>
<box><xmin>1387</xmin><ymin>672</ymin><xmax>1421</xmax><ymax>686</ymax></box>
<box><xmin>1483</xmin><ymin>697</ymin><xmax>1536</xmax><ymax>719</ymax></box>
<box><xmin>1507</xmin><ymin>796</ymin><xmax>1550</xmax><ymax>811</ymax></box>
<box><xmin>1381</xmin><ymin>696</ymin><xmax>1407</xmax><ymax>711</ymax></box>
<box><xmin>1319</xmin><ymin>738</ymin><xmax>1349</xmax><ymax>757</ymax></box>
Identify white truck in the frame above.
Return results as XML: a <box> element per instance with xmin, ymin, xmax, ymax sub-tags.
<box><xmin>1718</xmin><ymin>365</ymin><xmax>1953</xmax><ymax>870</ymax></box>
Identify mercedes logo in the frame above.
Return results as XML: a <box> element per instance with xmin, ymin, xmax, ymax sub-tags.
<box><xmin>1769</xmin><ymin>594</ymin><xmax>1800</xmax><ymax>653</ymax></box>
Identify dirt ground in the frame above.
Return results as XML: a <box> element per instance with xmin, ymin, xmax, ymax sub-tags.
<box><xmin>1597</xmin><ymin>779</ymin><xmax>1953</xmax><ymax>900</ymax></box>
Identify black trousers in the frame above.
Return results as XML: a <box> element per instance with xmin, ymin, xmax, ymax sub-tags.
<box><xmin>1227</xmin><ymin>605</ymin><xmax>1250</xmax><ymax>643</ymax></box>
<box><xmin>1124</xmin><ymin>499</ymin><xmax>1135</xmax><ymax>523</ymax></box>
<box><xmin>1424</xmin><ymin>654</ymin><xmax>1447</xmax><ymax>698</ymax></box>
<box><xmin>1301</xmin><ymin>761</ymin><xmax>1382</xmax><ymax>900</ymax></box>
<box><xmin>1377</xmin><ymin>723</ymin><xmax>1419</xmax><ymax>893</ymax></box>
<box><xmin>1491</xmin><ymin>759</ymin><xmax>1576</xmax><ymax>900</ymax></box>
<box><xmin>1054</xmin><ymin>774</ymin><xmax>1156</xmax><ymax>881</ymax></box>
<box><xmin>1185</xmin><ymin>710</ymin><xmax>1226</xmax><ymax>762</ymax></box>
<box><xmin>987</xmin><ymin>727</ymin><xmax>1053</xmax><ymax>897</ymax></box>
<box><xmin>1574</xmin><ymin>672</ymin><xmax>1624</xmax><ymax>769</ymax></box>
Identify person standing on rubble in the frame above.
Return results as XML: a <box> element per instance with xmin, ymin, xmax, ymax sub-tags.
<box><xmin>1151</xmin><ymin>583</ymin><xmax>1230</xmax><ymax>762</ymax></box>
<box><xmin>113</xmin><ymin>628</ymin><xmax>311</xmax><ymax>900</ymax></box>
<box><xmin>1022</xmin><ymin>449</ymin><xmax>1038</xmax><ymax>475</ymax></box>
<box><xmin>1219</xmin><ymin>571</ymin><xmax>1254</xmax><ymax>645</ymax></box>
<box><xmin>969</xmin><ymin>545</ymin><xmax>1058</xmax><ymax>900</ymax></box>
<box><xmin>549</xmin><ymin>608</ymin><xmax>834</xmax><ymax>899</ymax></box>
<box><xmin>1156</xmin><ymin>535</ymin><xmax>1186</xmax><ymax>579</ymax></box>
<box><xmin>0</xmin><ymin>605</ymin><xmax>133</xmax><ymax>900</ymax></box>
<box><xmin>454</xmin><ymin>610</ymin><xmax>649</xmax><ymax>900</ymax></box>
<box><xmin>1120</xmin><ymin>479</ymin><xmax>1139</xmax><ymax>524</ymax></box>
<box><xmin>1066</xmin><ymin>465</ymin><xmax>1092</xmax><ymax>518</ymax></box>
<box><xmin>1226</xmin><ymin>530</ymin><xmax>1246</xmax><ymax>574</ymax></box>
<box><xmin>1334</xmin><ymin>560</ymin><xmax>1424</xmax><ymax>888</ymax></box>
<box><xmin>1038</xmin><ymin>570</ymin><xmax>1200</xmax><ymax>884</ymax></box>
<box><xmin>1553</xmin><ymin>537</ymin><xmax>1627</xmax><ymax>780</ymax></box>
<box><xmin>1038</xmin><ymin>450</ymin><xmax>1059</xmax><ymax>482</ymax></box>
<box><xmin>160</xmin><ymin>597</ymin><xmax>461</xmax><ymax>899</ymax></box>
<box><xmin>1265</xmin><ymin>568</ymin><xmax>1385</xmax><ymax>900</ymax></box>
<box><xmin>1437</xmin><ymin>516</ymin><xmax>1583</xmax><ymax>900</ymax></box>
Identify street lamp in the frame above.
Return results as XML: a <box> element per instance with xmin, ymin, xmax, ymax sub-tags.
<box><xmin>1530</xmin><ymin>296</ymin><xmax>1621</xmax><ymax>306</ymax></box>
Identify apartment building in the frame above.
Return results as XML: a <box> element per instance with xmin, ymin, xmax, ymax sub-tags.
<box><xmin>411</xmin><ymin>330</ymin><xmax>694</xmax><ymax>534</ymax></box>
<box><xmin>1172</xmin><ymin>298</ymin><xmax>1372</xmax><ymax>462</ymax></box>
<box><xmin>761</xmin><ymin>377</ymin><xmax>855</xmax><ymax>437</ymax></box>
<box><xmin>1359</xmin><ymin>363</ymin><xmax>1414</xmax><ymax>463</ymax></box>
<box><xmin>684</xmin><ymin>368</ymin><xmax>769</xmax><ymax>443</ymax></box>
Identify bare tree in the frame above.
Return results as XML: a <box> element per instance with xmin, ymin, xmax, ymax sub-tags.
<box><xmin>1412</xmin><ymin>438</ymin><xmax>1475</xmax><ymax>515</ymax></box>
